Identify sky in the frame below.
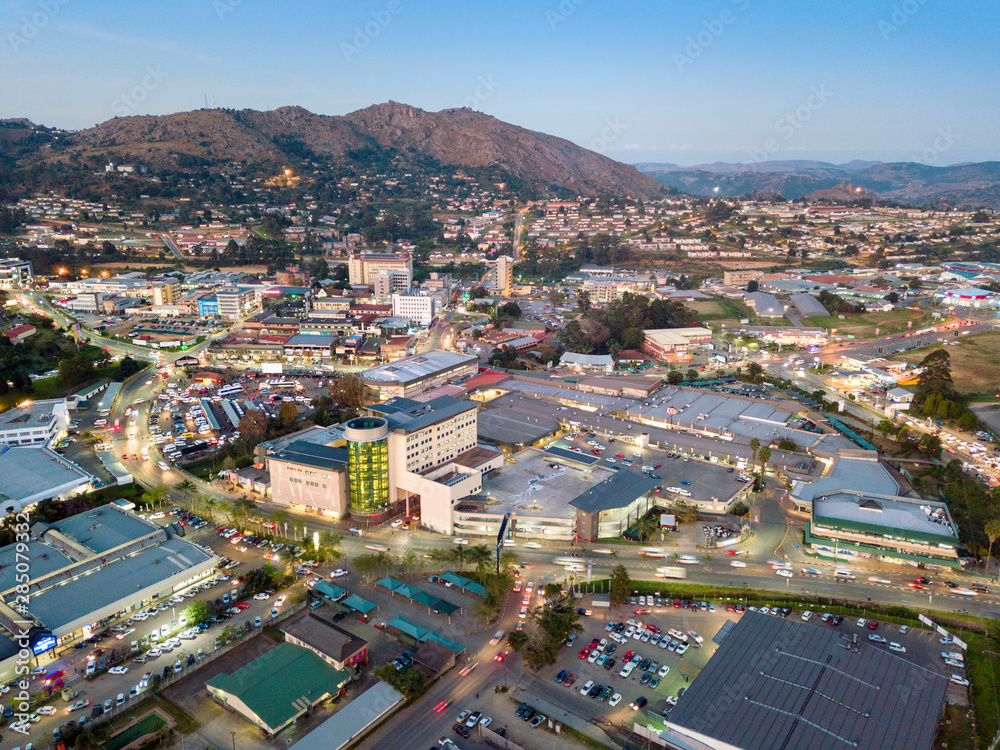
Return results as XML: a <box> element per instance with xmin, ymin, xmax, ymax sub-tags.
<box><xmin>2</xmin><ymin>0</ymin><xmax>998</xmax><ymax>166</ymax></box>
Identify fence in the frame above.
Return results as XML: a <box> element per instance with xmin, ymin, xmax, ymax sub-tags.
<box><xmin>478</xmin><ymin>724</ymin><xmax>527</xmax><ymax>750</ymax></box>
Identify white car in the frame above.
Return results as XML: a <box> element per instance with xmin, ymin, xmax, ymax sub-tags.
<box><xmin>330</xmin><ymin>569</ymin><xmax>349</xmax><ymax>578</ymax></box>
<box><xmin>36</xmin><ymin>706</ymin><xmax>56</xmax><ymax>716</ymax></box>
<box><xmin>951</xmin><ymin>675</ymin><xmax>970</xmax><ymax>687</ymax></box>
<box><xmin>253</xmin><ymin>593</ymin><xmax>269</xmax><ymax>600</ymax></box>
<box><xmin>730</xmin><ymin>561</ymin><xmax>747</xmax><ymax>568</ymax></box>
<box><xmin>776</xmin><ymin>569</ymin><xmax>793</xmax><ymax>578</ymax></box>
<box><xmin>479</xmin><ymin>716</ymin><xmax>492</xmax><ymax>728</ymax></box>
<box><xmin>801</xmin><ymin>611</ymin><xmax>813</xmax><ymax>621</ymax></box>
<box><xmin>108</xmin><ymin>666</ymin><xmax>129</xmax><ymax>675</ymax></box>
<box><xmin>608</xmin><ymin>693</ymin><xmax>622</xmax><ymax>707</ymax></box>
<box><xmin>276</xmin><ymin>595</ymin><xmax>286</xmax><ymax>607</ymax></box>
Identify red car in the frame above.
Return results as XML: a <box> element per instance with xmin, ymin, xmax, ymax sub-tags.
<box><xmin>624</xmin><ymin>649</ymin><xmax>635</xmax><ymax>661</ymax></box>
<box><xmin>654</xmin><ymin>463</ymin><xmax>662</xmax><ymax>468</ymax></box>
<box><xmin>592</xmin><ymin>449</ymin><xmax>601</xmax><ymax>455</ymax></box>
<box><xmin>236</xmin><ymin>602</ymin><xmax>250</xmax><ymax>610</ymax></box>
<box><xmin>562</xmin><ymin>672</ymin><xmax>577</xmax><ymax>686</ymax></box>
<box><xmin>867</xmin><ymin>620</ymin><xmax>879</xmax><ymax>630</ymax></box>
<box><xmin>673</xmin><ymin>599</ymin><xmax>681</xmax><ymax>608</ymax></box>
<box><xmin>494</xmin><ymin>651</ymin><xmax>508</xmax><ymax>662</ymax></box>
<box><xmin>615</xmin><ymin>453</ymin><xmax>625</xmax><ymax>458</ymax></box>
<box><xmin>579</xmin><ymin>648</ymin><xmax>590</xmax><ymax>659</ymax></box>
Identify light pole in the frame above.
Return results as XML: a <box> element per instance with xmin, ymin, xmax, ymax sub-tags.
<box><xmin>231</xmin><ymin>731</ymin><xmax>236</xmax><ymax>750</ymax></box>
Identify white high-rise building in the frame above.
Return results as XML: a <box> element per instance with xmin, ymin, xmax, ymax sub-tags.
<box><xmin>391</xmin><ymin>291</ymin><xmax>436</xmax><ymax>325</ymax></box>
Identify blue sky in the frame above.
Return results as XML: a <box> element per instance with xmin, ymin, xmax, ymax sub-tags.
<box><xmin>2</xmin><ymin>0</ymin><xmax>997</xmax><ymax>165</ymax></box>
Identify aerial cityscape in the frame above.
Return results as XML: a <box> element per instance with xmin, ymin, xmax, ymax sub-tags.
<box><xmin>2</xmin><ymin>3</ymin><xmax>1000</xmax><ymax>750</ymax></box>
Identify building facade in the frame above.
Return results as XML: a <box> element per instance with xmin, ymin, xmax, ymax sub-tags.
<box><xmin>391</xmin><ymin>291</ymin><xmax>436</xmax><ymax>325</ymax></box>
<box><xmin>348</xmin><ymin>252</ymin><xmax>413</xmax><ymax>286</ymax></box>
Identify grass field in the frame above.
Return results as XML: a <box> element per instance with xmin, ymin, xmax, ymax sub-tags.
<box><xmin>103</xmin><ymin>713</ymin><xmax>167</xmax><ymax>750</ymax></box>
<box><xmin>808</xmin><ymin>308</ymin><xmax>934</xmax><ymax>336</ymax></box>
<box><xmin>890</xmin><ymin>332</ymin><xmax>1000</xmax><ymax>396</ymax></box>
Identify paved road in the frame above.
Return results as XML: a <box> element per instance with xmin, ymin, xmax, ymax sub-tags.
<box><xmin>160</xmin><ymin>233</ymin><xmax>183</xmax><ymax>260</ymax></box>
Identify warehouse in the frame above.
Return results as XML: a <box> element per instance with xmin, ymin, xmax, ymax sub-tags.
<box><xmin>660</xmin><ymin>611</ymin><xmax>948</xmax><ymax>750</ymax></box>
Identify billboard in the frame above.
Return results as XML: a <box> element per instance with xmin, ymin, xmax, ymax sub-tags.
<box><xmin>262</xmin><ymin>362</ymin><xmax>283</xmax><ymax>374</ymax></box>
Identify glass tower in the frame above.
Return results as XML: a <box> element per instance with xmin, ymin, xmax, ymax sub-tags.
<box><xmin>345</xmin><ymin>417</ymin><xmax>390</xmax><ymax>517</ymax></box>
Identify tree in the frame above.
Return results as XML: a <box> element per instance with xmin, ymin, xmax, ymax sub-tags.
<box><xmin>176</xmin><ymin>479</ymin><xmax>195</xmax><ymax>508</ymax></box>
<box><xmin>745</xmin><ymin>362</ymin><xmax>764</xmax><ymax>384</ymax></box>
<box><xmin>610</xmin><ymin>563</ymin><xmax>632</xmax><ymax>605</ymax></box>
<box><xmin>182</xmin><ymin>601</ymin><xmax>210</xmax><ymax>626</ymax></box>
<box><xmin>875</xmin><ymin>419</ymin><xmax>897</xmax><ymax>439</ymax></box>
<box><xmin>915</xmin><ymin>348</ymin><xmax>954</xmax><ymax>404</ymax></box>
<box><xmin>466</xmin><ymin>544</ymin><xmax>493</xmax><ymax>576</ymax></box>
<box><xmin>373</xmin><ymin>664</ymin><xmax>426</xmax><ymax>698</ymax></box>
<box><xmin>667</xmin><ymin>370</ymin><xmax>684</xmax><ymax>385</ymax></box>
<box><xmin>957</xmin><ymin>411</ymin><xmax>979</xmax><ymax>432</ymax></box>
<box><xmin>985</xmin><ymin>518</ymin><xmax>1000</xmax><ymax>571</ymax></box>
<box><xmin>672</xmin><ymin>500</ymin><xmax>699</xmax><ymax>523</ymax></box>
<box><xmin>884</xmin><ymin>291</ymin><xmax>899</xmax><ymax>304</ymax></box>
<box><xmin>757</xmin><ymin>446</ymin><xmax>771</xmax><ymax>474</ymax></box>
<box><xmin>506</xmin><ymin>629</ymin><xmax>529</xmax><ymax>653</ymax></box>
<box><xmin>919</xmin><ymin>432</ymin><xmax>942</xmax><ymax>458</ymax></box>
<box><xmin>685</xmin><ymin>368</ymin><xmax>699</xmax><ymax>383</ymax></box>
<box><xmin>749</xmin><ymin>438</ymin><xmax>761</xmax><ymax>464</ymax></box>
<box><xmin>577</xmin><ymin>290</ymin><xmax>592</xmax><ymax>312</ymax></box>
<box><xmin>238</xmin><ymin>410</ymin><xmax>270</xmax><ymax>438</ymax></box>
<box><xmin>243</xmin><ymin>564</ymin><xmax>276</xmax><ymax>595</ymax></box>
<box><xmin>746</xmin><ymin>280</ymin><xmax>759</xmax><ymax>293</ymax></box>
<box><xmin>278</xmin><ymin>401</ymin><xmax>298</xmax><ymax>427</ymax></box>
<box><xmin>776</xmin><ymin>438</ymin><xmax>797</xmax><ymax>451</ymax></box>
<box><xmin>141</xmin><ymin>484</ymin><xmax>169</xmax><ymax>510</ymax></box>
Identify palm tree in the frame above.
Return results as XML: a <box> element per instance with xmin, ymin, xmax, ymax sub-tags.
<box><xmin>271</xmin><ymin>509</ymin><xmax>289</xmax><ymax>540</ymax></box>
<box><xmin>758</xmin><ymin>446</ymin><xmax>771</xmax><ymax>476</ymax></box>
<box><xmin>749</xmin><ymin>437</ymin><xmax>761</xmax><ymax>465</ymax></box>
<box><xmin>176</xmin><ymin>479</ymin><xmax>195</xmax><ymax>509</ymax></box>
<box><xmin>985</xmin><ymin>517</ymin><xmax>1000</xmax><ymax>572</ymax></box>
<box><xmin>467</xmin><ymin>544</ymin><xmax>493</xmax><ymax>575</ymax></box>
<box><xmin>450</xmin><ymin>545</ymin><xmax>466</xmax><ymax>573</ymax></box>
<box><xmin>196</xmin><ymin>493</ymin><xmax>215</xmax><ymax>522</ymax></box>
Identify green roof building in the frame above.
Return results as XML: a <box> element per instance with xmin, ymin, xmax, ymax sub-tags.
<box><xmin>206</xmin><ymin>643</ymin><xmax>351</xmax><ymax>735</ymax></box>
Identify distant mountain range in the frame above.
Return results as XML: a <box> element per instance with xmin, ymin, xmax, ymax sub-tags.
<box><xmin>0</xmin><ymin>102</ymin><xmax>665</xmax><ymax>198</ymax></box>
<box><xmin>637</xmin><ymin>160</ymin><xmax>1000</xmax><ymax>208</ymax></box>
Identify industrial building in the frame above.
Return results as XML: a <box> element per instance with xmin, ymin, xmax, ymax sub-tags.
<box><xmin>660</xmin><ymin>611</ymin><xmax>948</xmax><ymax>750</ymax></box>
<box><xmin>641</xmin><ymin>327</ymin><xmax>713</xmax><ymax>360</ymax></box>
<box><xmin>0</xmin><ymin>399</ymin><xmax>69</xmax><ymax>447</ymax></box>
<box><xmin>0</xmin><ymin>504</ymin><xmax>216</xmax><ymax>682</ymax></box>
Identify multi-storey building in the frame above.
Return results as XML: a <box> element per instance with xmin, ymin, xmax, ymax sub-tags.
<box><xmin>361</xmin><ymin>350</ymin><xmax>479</xmax><ymax>401</ymax></box>
<box><xmin>216</xmin><ymin>287</ymin><xmax>258</xmax><ymax>319</ymax></box>
<box><xmin>373</xmin><ymin>269</ymin><xmax>412</xmax><ymax>300</ymax></box>
<box><xmin>0</xmin><ymin>258</ymin><xmax>33</xmax><ymax>289</ymax></box>
<box><xmin>391</xmin><ymin>291</ymin><xmax>436</xmax><ymax>325</ymax></box>
<box><xmin>347</xmin><ymin>252</ymin><xmax>413</xmax><ymax>287</ymax></box>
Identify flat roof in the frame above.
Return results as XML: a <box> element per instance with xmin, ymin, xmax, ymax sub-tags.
<box><xmin>0</xmin><ymin>447</ymin><xmax>92</xmax><ymax>502</ymax></box>
<box><xmin>271</xmin><ymin>441</ymin><xmax>348</xmax><ymax>472</ymax></box>
<box><xmin>814</xmin><ymin>491</ymin><xmax>956</xmax><ymax>539</ymax></box>
<box><xmin>569</xmin><ymin>468</ymin><xmax>660</xmax><ymax>514</ymax></box>
<box><xmin>790</xmin><ymin>293</ymin><xmax>829</xmax><ymax>317</ymax></box>
<box><xmin>288</xmin><ymin>682</ymin><xmax>404</xmax><ymax>750</ymax></box>
<box><xmin>368</xmin><ymin>395</ymin><xmax>476</xmax><ymax>433</ymax></box>
<box><xmin>664</xmin><ymin>611</ymin><xmax>949</xmax><ymax>750</ymax></box>
<box><xmin>96</xmin><ymin>382</ymin><xmax>122</xmax><ymax>412</ymax></box>
<box><xmin>285</xmin><ymin>334</ymin><xmax>336</xmax><ymax>346</ymax></box>
<box><xmin>477</xmin><ymin>403</ymin><xmax>558</xmax><ymax>446</ymax></box>
<box><xmin>282</xmin><ymin>612</ymin><xmax>368</xmax><ymax>663</ymax></box>
<box><xmin>0</xmin><ymin>399</ymin><xmax>60</xmax><ymax>431</ymax></box>
<box><xmin>792</xmin><ymin>456</ymin><xmax>901</xmax><ymax>505</ymax></box>
<box><xmin>361</xmin><ymin>350</ymin><xmax>477</xmax><ymax>385</ymax></box>
<box><xmin>26</xmin><ymin>537</ymin><xmax>214</xmax><ymax>631</ymax></box>
<box><xmin>50</xmin><ymin>504</ymin><xmax>158</xmax><ymax>553</ymax></box>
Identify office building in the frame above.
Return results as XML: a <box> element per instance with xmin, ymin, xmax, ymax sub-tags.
<box><xmin>347</xmin><ymin>252</ymin><xmax>413</xmax><ymax>286</ymax></box>
<box><xmin>216</xmin><ymin>287</ymin><xmax>258</xmax><ymax>319</ymax></box>
<box><xmin>0</xmin><ymin>258</ymin><xmax>33</xmax><ymax>289</ymax></box>
<box><xmin>151</xmin><ymin>281</ymin><xmax>177</xmax><ymax>306</ymax></box>
<box><xmin>489</xmin><ymin>255</ymin><xmax>514</xmax><ymax>296</ymax></box>
<box><xmin>391</xmin><ymin>291</ymin><xmax>436</xmax><ymax>325</ymax></box>
<box><xmin>723</xmin><ymin>269</ymin><xmax>762</xmax><ymax>286</ymax></box>
<box><xmin>197</xmin><ymin>294</ymin><xmax>219</xmax><ymax>317</ymax></box>
<box><xmin>0</xmin><ymin>398</ymin><xmax>68</xmax><ymax>447</ymax></box>
<box><xmin>66</xmin><ymin>292</ymin><xmax>106</xmax><ymax>313</ymax></box>
<box><xmin>267</xmin><ymin>441</ymin><xmax>350</xmax><ymax>518</ymax></box>
<box><xmin>361</xmin><ymin>350</ymin><xmax>479</xmax><ymax>401</ymax></box>
<box><xmin>373</xmin><ymin>269</ymin><xmax>411</xmax><ymax>300</ymax></box>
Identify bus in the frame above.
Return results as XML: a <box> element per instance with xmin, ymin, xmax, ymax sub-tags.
<box><xmin>217</xmin><ymin>384</ymin><xmax>244</xmax><ymax>398</ymax></box>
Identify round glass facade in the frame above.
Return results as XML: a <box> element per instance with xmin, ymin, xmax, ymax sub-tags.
<box><xmin>345</xmin><ymin>417</ymin><xmax>390</xmax><ymax>517</ymax></box>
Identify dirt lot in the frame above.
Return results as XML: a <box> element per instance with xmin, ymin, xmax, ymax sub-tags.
<box><xmin>893</xmin><ymin>332</ymin><xmax>1000</xmax><ymax>395</ymax></box>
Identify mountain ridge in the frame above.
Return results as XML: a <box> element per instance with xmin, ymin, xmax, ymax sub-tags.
<box><xmin>2</xmin><ymin>102</ymin><xmax>665</xmax><ymax>198</ymax></box>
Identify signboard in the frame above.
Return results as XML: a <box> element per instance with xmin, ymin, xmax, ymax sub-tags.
<box><xmin>262</xmin><ymin>362</ymin><xmax>283</xmax><ymax>375</ymax></box>
<box><xmin>30</xmin><ymin>628</ymin><xmax>56</xmax><ymax>655</ymax></box>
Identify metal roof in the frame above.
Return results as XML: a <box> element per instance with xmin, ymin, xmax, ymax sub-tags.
<box><xmin>569</xmin><ymin>468</ymin><xmax>660</xmax><ymax>514</ymax></box>
<box><xmin>271</xmin><ymin>441</ymin><xmax>348</xmax><ymax>472</ymax></box>
<box><xmin>287</xmin><ymin>682</ymin><xmax>404</xmax><ymax>750</ymax></box>
<box><xmin>368</xmin><ymin>395</ymin><xmax>476</xmax><ymax>433</ymax></box>
<box><xmin>0</xmin><ymin>447</ymin><xmax>92</xmax><ymax>503</ymax></box>
<box><xmin>664</xmin><ymin>611</ymin><xmax>948</xmax><ymax>750</ymax></box>
<box><xmin>361</xmin><ymin>350</ymin><xmax>477</xmax><ymax>385</ymax></box>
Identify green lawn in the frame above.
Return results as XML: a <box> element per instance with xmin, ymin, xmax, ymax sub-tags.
<box><xmin>103</xmin><ymin>713</ymin><xmax>167</xmax><ymax>750</ymax></box>
<box><xmin>808</xmin><ymin>308</ymin><xmax>934</xmax><ymax>336</ymax></box>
